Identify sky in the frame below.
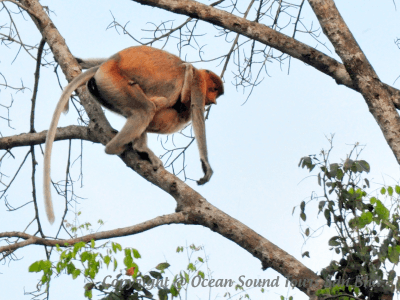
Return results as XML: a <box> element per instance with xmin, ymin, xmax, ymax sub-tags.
<box><xmin>1</xmin><ymin>0</ymin><xmax>400</xmax><ymax>299</ymax></box>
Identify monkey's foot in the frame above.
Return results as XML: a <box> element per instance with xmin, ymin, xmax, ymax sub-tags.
<box><xmin>134</xmin><ymin>147</ymin><xmax>163</xmax><ymax>171</ymax></box>
<box><xmin>147</xmin><ymin>152</ymin><xmax>163</xmax><ymax>171</ymax></box>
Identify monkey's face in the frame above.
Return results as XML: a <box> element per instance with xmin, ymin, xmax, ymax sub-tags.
<box><xmin>205</xmin><ymin>87</ymin><xmax>220</xmax><ymax>105</ymax></box>
<box><xmin>204</xmin><ymin>70</ymin><xmax>224</xmax><ymax>106</ymax></box>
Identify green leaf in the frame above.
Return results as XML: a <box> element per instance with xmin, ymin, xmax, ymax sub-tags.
<box><xmin>388</xmin><ymin>186</ymin><xmax>394</xmax><ymax>196</ymax></box>
<box><xmin>132</xmin><ymin>248</ymin><xmax>141</xmax><ymax>259</ymax></box>
<box><xmin>158</xmin><ymin>289</ymin><xmax>169</xmax><ymax>300</ymax></box>
<box><xmin>197</xmin><ymin>271</ymin><xmax>205</xmax><ymax>279</ymax></box>
<box><xmin>329</xmin><ymin>163</ymin><xmax>338</xmax><ymax>177</ymax></box>
<box><xmin>375</xmin><ymin>200</ymin><xmax>390</xmax><ymax>220</ymax></box>
<box><xmin>90</xmin><ymin>239</ymin><xmax>95</xmax><ymax>249</ymax></box>
<box><xmin>85</xmin><ymin>290</ymin><xmax>93</xmax><ymax>299</ymax></box>
<box><xmin>364</xmin><ymin>178</ymin><xmax>370</xmax><ymax>188</ymax></box>
<box><xmin>103</xmin><ymin>255</ymin><xmax>111</xmax><ymax>267</ymax></box>
<box><xmin>370</xmin><ymin>197</ymin><xmax>377</xmax><ymax>204</ymax></box>
<box><xmin>170</xmin><ymin>284</ymin><xmax>179</xmax><ymax>297</ymax></box>
<box><xmin>355</xmin><ymin>160</ymin><xmax>370</xmax><ymax>173</ymax></box>
<box><xmin>124</xmin><ymin>248</ymin><xmax>132</xmax><ymax>257</ymax></box>
<box><xmin>112</xmin><ymin>242</ymin><xmax>122</xmax><ymax>253</ymax></box>
<box><xmin>81</xmin><ymin>251</ymin><xmax>91</xmax><ymax>262</ymax></box>
<box><xmin>29</xmin><ymin>261</ymin><xmax>41</xmax><ymax>272</ymax></box>
<box><xmin>113</xmin><ymin>259</ymin><xmax>118</xmax><ymax>271</ymax></box>
<box><xmin>396</xmin><ymin>185</ymin><xmax>400</xmax><ymax>194</ymax></box>
<box><xmin>343</xmin><ymin>158</ymin><xmax>353</xmax><ymax>171</ymax></box>
<box><xmin>187</xmin><ymin>262</ymin><xmax>196</xmax><ymax>272</ymax></box>
<box><xmin>336</xmin><ymin>168</ymin><xmax>344</xmax><ymax>180</ymax></box>
<box><xmin>328</xmin><ymin>236</ymin><xmax>341</xmax><ymax>247</ymax></box>
<box><xmin>198</xmin><ymin>257</ymin><xmax>204</xmax><ymax>263</ymax></box>
<box><xmin>300</xmin><ymin>201</ymin><xmax>305</xmax><ymax>212</ymax></box>
<box><xmin>388</xmin><ymin>247</ymin><xmax>400</xmax><ymax>264</ymax></box>
<box><xmin>184</xmin><ymin>271</ymin><xmax>189</xmax><ymax>283</ymax></box>
<box><xmin>73</xmin><ymin>241</ymin><xmax>85</xmax><ymax>254</ymax></box>
<box><xmin>72</xmin><ymin>269</ymin><xmax>81</xmax><ymax>279</ymax></box>
<box><xmin>300</xmin><ymin>212</ymin><xmax>306</xmax><ymax>222</ymax></box>
<box><xmin>40</xmin><ymin>260</ymin><xmax>52</xmax><ymax>271</ymax></box>
<box><xmin>318</xmin><ymin>201</ymin><xmax>325</xmax><ymax>212</ymax></box>
<box><xmin>388</xmin><ymin>270</ymin><xmax>396</xmax><ymax>282</ymax></box>
<box><xmin>123</xmin><ymin>254</ymin><xmax>133</xmax><ymax>268</ymax></box>
<box><xmin>41</xmin><ymin>274</ymin><xmax>48</xmax><ymax>284</ymax></box>
<box><xmin>381</xmin><ymin>187</ymin><xmax>387</xmax><ymax>195</ymax></box>
<box><xmin>324</xmin><ymin>209</ymin><xmax>331</xmax><ymax>227</ymax></box>
<box><xmin>358</xmin><ymin>212</ymin><xmax>373</xmax><ymax>228</ymax></box>
<box><xmin>150</xmin><ymin>271</ymin><xmax>162</xmax><ymax>279</ymax></box>
<box><xmin>156</xmin><ymin>262</ymin><xmax>170</xmax><ymax>271</ymax></box>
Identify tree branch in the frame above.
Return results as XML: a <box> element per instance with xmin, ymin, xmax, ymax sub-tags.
<box><xmin>0</xmin><ymin>213</ymin><xmax>186</xmax><ymax>252</ymax></box>
<box><xmin>0</xmin><ymin>126</ymin><xmax>97</xmax><ymax>150</ymax></box>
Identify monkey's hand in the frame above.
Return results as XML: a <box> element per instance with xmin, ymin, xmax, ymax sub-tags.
<box><xmin>197</xmin><ymin>159</ymin><xmax>213</xmax><ymax>185</ymax></box>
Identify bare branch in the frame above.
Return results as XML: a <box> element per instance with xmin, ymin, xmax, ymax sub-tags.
<box><xmin>0</xmin><ymin>213</ymin><xmax>186</xmax><ymax>252</ymax></box>
<box><xmin>0</xmin><ymin>126</ymin><xmax>96</xmax><ymax>150</ymax></box>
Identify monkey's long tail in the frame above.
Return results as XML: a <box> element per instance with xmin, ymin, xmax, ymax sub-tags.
<box><xmin>44</xmin><ymin>67</ymin><xmax>99</xmax><ymax>224</ymax></box>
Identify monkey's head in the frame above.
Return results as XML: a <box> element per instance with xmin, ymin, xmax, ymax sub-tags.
<box><xmin>202</xmin><ymin>70</ymin><xmax>224</xmax><ymax>106</ymax></box>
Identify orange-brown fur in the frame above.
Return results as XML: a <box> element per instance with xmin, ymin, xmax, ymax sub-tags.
<box><xmin>43</xmin><ymin>45</ymin><xmax>223</xmax><ymax>224</ymax></box>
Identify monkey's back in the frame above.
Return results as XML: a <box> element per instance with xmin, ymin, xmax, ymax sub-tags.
<box><xmin>115</xmin><ymin>46</ymin><xmax>187</xmax><ymax>101</ymax></box>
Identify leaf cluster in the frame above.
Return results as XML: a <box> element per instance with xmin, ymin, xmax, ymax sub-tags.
<box><xmin>298</xmin><ymin>146</ymin><xmax>400</xmax><ymax>299</ymax></box>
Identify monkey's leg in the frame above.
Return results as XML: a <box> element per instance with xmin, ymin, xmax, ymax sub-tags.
<box><xmin>103</xmin><ymin>84</ymin><xmax>157</xmax><ymax>155</ymax></box>
<box><xmin>105</xmin><ymin>111</ymin><xmax>152</xmax><ymax>155</ymax></box>
<box><xmin>151</xmin><ymin>96</ymin><xmax>170</xmax><ymax>111</ymax></box>
<box><xmin>133</xmin><ymin>132</ymin><xmax>163</xmax><ymax>170</ymax></box>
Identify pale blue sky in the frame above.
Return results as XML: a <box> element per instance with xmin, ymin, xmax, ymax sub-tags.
<box><xmin>1</xmin><ymin>0</ymin><xmax>400</xmax><ymax>299</ymax></box>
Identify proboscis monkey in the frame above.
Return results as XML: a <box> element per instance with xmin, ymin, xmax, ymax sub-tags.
<box><xmin>44</xmin><ymin>46</ymin><xmax>224</xmax><ymax>224</ymax></box>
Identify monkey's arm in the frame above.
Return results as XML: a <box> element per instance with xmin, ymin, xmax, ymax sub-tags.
<box><xmin>191</xmin><ymin>72</ymin><xmax>213</xmax><ymax>185</ymax></box>
<box><xmin>76</xmin><ymin>58</ymin><xmax>108</xmax><ymax>69</ymax></box>
<box><xmin>181</xmin><ymin>63</ymin><xmax>194</xmax><ymax>104</ymax></box>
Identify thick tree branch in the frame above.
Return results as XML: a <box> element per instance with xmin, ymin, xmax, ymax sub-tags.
<box><xmin>306</xmin><ymin>0</ymin><xmax>400</xmax><ymax>165</ymax></box>
<box><xmin>13</xmin><ymin>0</ymin><xmax>325</xmax><ymax>298</ymax></box>
<box><xmin>0</xmin><ymin>126</ymin><xmax>96</xmax><ymax>150</ymax></box>
<box><xmin>130</xmin><ymin>0</ymin><xmax>400</xmax><ymax>109</ymax></box>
